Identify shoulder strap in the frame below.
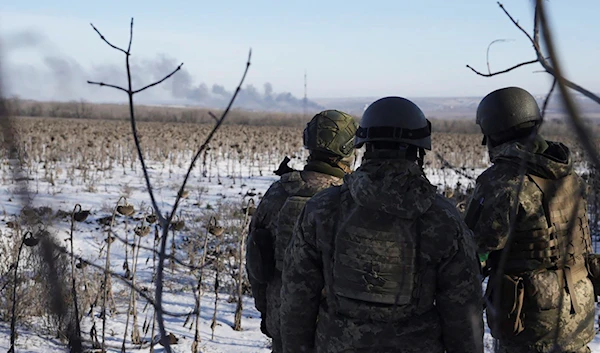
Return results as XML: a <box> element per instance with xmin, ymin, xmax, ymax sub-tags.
<box><xmin>527</xmin><ymin>174</ymin><xmax>553</xmax><ymax>229</ymax></box>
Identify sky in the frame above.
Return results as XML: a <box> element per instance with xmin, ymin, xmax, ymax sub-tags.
<box><xmin>0</xmin><ymin>0</ymin><xmax>598</xmax><ymax>111</ymax></box>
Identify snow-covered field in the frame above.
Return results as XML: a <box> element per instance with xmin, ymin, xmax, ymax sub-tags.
<box><xmin>0</xmin><ymin>139</ymin><xmax>599</xmax><ymax>353</ymax></box>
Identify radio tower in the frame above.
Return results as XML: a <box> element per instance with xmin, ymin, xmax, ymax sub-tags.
<box><xmin>303</xmin><ymin>69</ymin><xmax>307</xmax><ymax>119</ymax></box>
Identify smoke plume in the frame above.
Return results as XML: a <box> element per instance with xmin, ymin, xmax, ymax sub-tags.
<box><xmin>1</xmin><ymin>30</ymin><xmax>323</xmax><ymax>113</ymax></box>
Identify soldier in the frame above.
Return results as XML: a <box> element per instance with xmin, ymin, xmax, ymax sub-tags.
<box><xmin>245</xmin><ymin>109</ymin><xmax>358</xmax><ymax>353</ymax></box>
<box><xmin>280</xmin><ymin>96</ymin><xmax>484</xmax><ymax>353</ymax></box>
<box><xmin>464</xmin><ymin>86</ymin><xmax>596</xmax><ymax>353</ymax></box>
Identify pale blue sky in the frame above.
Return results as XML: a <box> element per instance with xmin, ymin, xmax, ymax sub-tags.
<box><xmin>0</xmin><ymin>0</ymin><xmax>598</xmax><ymax>104</ymax></box>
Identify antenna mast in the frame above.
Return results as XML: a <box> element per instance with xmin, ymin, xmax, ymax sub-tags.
<box><xmin>303</xmin><ymin>69</ymin><xmax>307</xmax><ymax>119</ymax></box>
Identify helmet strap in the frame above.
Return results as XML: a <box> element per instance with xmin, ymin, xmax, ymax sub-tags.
<box><xmin>336</xmin><ymin>160</ymin><xmax>352</xmax><ymax>174</ymax></box>
<box><xmin>417</xmin><ymin>148</ymin><xmax>426</xmax><ymax>169</ymax></box>
<box><xmin>307</xmin><ymin>151</ymin><xmax>353</xmax><ymax>175</ymax></box>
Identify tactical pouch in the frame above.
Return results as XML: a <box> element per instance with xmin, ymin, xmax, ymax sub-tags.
<box><xmin>246</xmin><ymin>228</ymin><xmax>275</xmax><ymax>284</ymax></box>
<box><xmin>585</xmin><ymin>253</ymin><xmax>600</xmax><ymax>300</ymax></box>
<box><xmin>486</xmin><ymin>274</ymin><xmax>525</xmax><ymax>340</ymax></box>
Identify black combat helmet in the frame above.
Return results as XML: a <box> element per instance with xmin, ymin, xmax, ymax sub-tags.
<box><xmin>476</xmin><ymin>86</ymin><xmax>542</xmax><ymax>145</ymax></box>
<box><xmin>355</xmin><ymin>96</ymin><xmax>431</xmax><ymax>150</ymax></box>
<box><xmin>303</xmin><ymin>110</ymin><xmax>358</xmax><ymax>158</ymax></box>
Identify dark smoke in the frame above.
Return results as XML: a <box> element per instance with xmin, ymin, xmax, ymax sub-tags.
<box><xmin>1</xmin><ymin>30</ymin><xmax>324</xmax><ymax>113</ymax></box>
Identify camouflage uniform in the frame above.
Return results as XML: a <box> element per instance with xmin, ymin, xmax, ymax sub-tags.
<box><xmin>246</xmin><ymin>109</ymin><xmax>358</xmax><ymax>353</ymax></box>
<box><xmin>280</xmin><ymin>157</ymin><xmax>484</xmax><ymax>353</ymax></box>
<box><xmin>465</xmin><ymin>139</ymin><xmax>595</xmax><ymax>353</ymax></box>
<box><xmin>248</xmin><ymin>169</ymin><xmax>343</xmax><ymax>352</ymax></box>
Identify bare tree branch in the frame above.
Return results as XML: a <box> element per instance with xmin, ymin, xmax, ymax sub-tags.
<box><xmin>497</xmin><ymin>1</ymin><xmax>537</xmax><ymax>49</ymax></box>
<box><xmin>154</xmin><ymin>48</ymin><xmax>252</xmax><ymax>352</ymax></box>
<box><xmin>89</xmin><ymin>23</ymin><xmax>129</xmax><ymax>55</ymax></box>
<box><xmin>466</xmin><ymin>59</ymin><xmax>538</xmax><ymax>77</ymax></box>
<box><xmin>53</xmin><ymin>246</ymin><xmax>195</xmax><ymax>318</ymax></box>
<box><xmin>87</xmin><ymin>18</ymin><xmax>171</xmax><ymax>227</ymax></box>
<box><xmin>486</xmin><ymin>39</ymin><xmax>513</xmax><ymax>74</ymax></box>
<box><xmin>86</xmin><ymin>81</ymin><xmax>128</xmax><ymax>93</ymax></box>
<box><xmin>541</xmin><ymin>78</ymin><xmax>557</xmax><ymax>118</ymax></box>
<box><xmin>133</xmin><ymin>63</ymin><xmax>184</xmax><ymax>94</ymax></box>
<box><xmin>108</xmin><ymin>230</ymin><xmax>214</xmax><ymax>272</ymax></box>
<box><xmin>532</xmin><ymin>2</ymin><xmax>540</xmax><ymax>47</ymax></box>
<box><xmin>53</xmin><ymin>242</ymin><xmax>211</xmax><ymax>319</ymax></box>
<box><xmin>535</xmin><ymin>0</ymin><xmax>600</xmax><ymax>170</ymax></box>
<box><xmin>540</xmin><ymin>64</ymin><xmax>600</xmax><ymax>105</ymax></box>
<box><xmin>208</xmin><ymin>111</ymin><xmax>219</xmax><ymax>123</ymax></box>
<box><xmin>496</xmin><ymin>2</ymin><xmax>600</xmax><ymax>106</ymax></box>
<box><xmin>434</xmin><ymin>152</ymin><xmax>477</xmax><ymax>181</ymax></box>
<box><xmin>127</xmin><ymin>18</ymin><xmax>134</xmax><ymax>54</ymax></box>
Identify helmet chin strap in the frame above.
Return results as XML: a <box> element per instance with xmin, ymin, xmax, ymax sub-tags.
<box><xmin>337</xmin><ymin>160</ymin><xmax>353</xmax><ymax>174</ymax></box>
<box><xmin>417</xmin><ymin>148</ymin><xmax>426</xmax><ymax>169</ymax></box>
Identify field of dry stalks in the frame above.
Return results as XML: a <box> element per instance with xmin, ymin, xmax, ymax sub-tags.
<box><xmin>0</xmin><ymin>114</ymin><xmax>599</xmax><ymax>352</ymax></box>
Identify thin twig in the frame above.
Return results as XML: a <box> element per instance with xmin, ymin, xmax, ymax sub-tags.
<box><xmin>154</xmin><ymin>48</ymin><xmax>252</xmax><ymax>352</ymax></box>
<box><xmin>497</xmin><ymin>2</ymin><xmax>600</xmax><ymax>105</ymax></box>
<box><xmin>108</xmin><ymin>230</ymin><xmax>214</xmax><ymax>271</ymax></box>
<box><xmin>434</xmin><ymin>152</ymin><xmax>477</xmax><ymax>181</ymax></box>
<box><xmin>497</xmin><ymin>2</ymin><xmax>536</xmax><ymax>48</ymax></box>
<box><xmin>127</xmin><ymin>18</ymin><xmax>134</xmax><ymax>54</ymax></box>
<box><xmin>86</xmin><ymin>81</ymin><xmax>128</xmax><ymax>93</ymax></box>
<box><xmin>90</xmin><ymin>23</ymin><xmax>129</xmax><ymax>55</ymax></box>
<box><xmin>466</xmin><ymin>59</ymin><xmax>538</xmax><ymax>77</ymax></box>
<box><xmin>133</xmin><ymin>63</ymin><xmax>184</xmax><ymax>94</ymax></box>
<box><xmin>53</xmin><ymin>245</ymin><xmax>203</xmax><ymax>318</ymax></box>
<box><xmin>535</xmin><ymin>0</ymin><xmax>600</xmax><ymax>170</ymax></box>
<box><xmin>87</xmin><ymin>19</ymin><xmax>167</xmax><ymax>226</ymax></box>
<box><xmin>486</xmin><ymin>39</ymin><xmax>513</xmax><ymax>74</ymax></box>
<box><xmin>541</xmin><ymin>78</ymin><xmax>557</xmax><ymax>119</ymax></box>
<box><xmin>208</xmin><ymin>111</ymin><xmax>219</xmax><ymax>123</ymax></box>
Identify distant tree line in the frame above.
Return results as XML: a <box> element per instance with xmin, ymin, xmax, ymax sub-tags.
<box><xmin>2</xmin><ymin>97</ymin><xmax>598</xmax><ymax>136</ymax></box>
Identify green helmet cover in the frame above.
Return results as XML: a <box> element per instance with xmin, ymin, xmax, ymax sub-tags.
<box><xmin>303</xmin><ymin>110</ymin><xmax>358</xmax><ymax>158</ymax></box>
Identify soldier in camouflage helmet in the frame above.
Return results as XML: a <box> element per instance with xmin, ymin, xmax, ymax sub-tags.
<box><xmin>245</xmin><ymin>109</ymin><xmax>358</xmax><ymax>352</ymax></box>
<box><xmin>464</xmin><ymin>86</ymin><xmax>595</xmax><ymax>353</ymax></box>
<box><xmin>280</xmin><ymin>96</ymin><xmax>484</xmax><ymax>353</ymax></box>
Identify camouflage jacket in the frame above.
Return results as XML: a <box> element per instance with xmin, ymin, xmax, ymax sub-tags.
<box><xmin>247</xmin><ymin>168</ymin><xmax>343</xmax><ymax>346</ymax></box>
<box><xmin>280</xmin><ymin>158</ymin><xmax>484</xmax><ymax>353</ymax></box>
<box><xmin>464</xmin><ymin>139</ymin><xmax>595</xmax><ymax>351</ymax></box>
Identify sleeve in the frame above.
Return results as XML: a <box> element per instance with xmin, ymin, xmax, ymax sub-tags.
<box><xmin>436</xmin><ymin>225</ymin><xmax>485</xmax><ymax>353</ymax></box>
<box><xmin>246</xmin><ymin>182</ymin><xmax>287</xmax><ymax>314</ymax></box>
<box><xmin>280</xmin><ymin>205</ymin><xmax>323</xmax><ymax>352</ymax></box>
<box><xmin>465</xmin><ymin>179</ymin><xmax>515</xmax><ymax>254</ymax></box>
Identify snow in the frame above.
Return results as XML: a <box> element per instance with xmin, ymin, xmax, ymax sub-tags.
<box><xmin>0</xmin><ymin>148</ymin><xmax>599</xmax><ymax>352</ymax></box>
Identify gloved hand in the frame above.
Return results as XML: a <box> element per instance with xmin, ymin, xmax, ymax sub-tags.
<box><xmin>260</xmin><ymin>313</ymin><xmax>271</xmax><ymax>338</ymax></box>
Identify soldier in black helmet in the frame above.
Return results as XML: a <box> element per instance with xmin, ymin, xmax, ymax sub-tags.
<box><xmin>245</xmin><ymin>109</ymin><xmax>358</xmax><ymax>352</ymax></box>
<box><xmin>464</xmin><ymin>86</ymin><xmax>596</xmax><ymax>353</ymax></box>
<box><xmin>280</xmin><ymin>96</ymin><xmax>484</xmax><ymax>353</ymax></box>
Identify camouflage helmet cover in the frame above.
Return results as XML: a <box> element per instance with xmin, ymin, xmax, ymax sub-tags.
<box><xmin>303</xmin><ymin>110</ymin><xmax>358</xmax><ymax>158</ymax></box>
<box><xmin>355</xmin><ymin>96</ymin><xmax>432</xmax><ymax>150</ymax></box>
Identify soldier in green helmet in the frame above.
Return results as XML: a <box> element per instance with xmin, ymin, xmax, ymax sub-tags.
<box><xmin>280</xmin><ymin>96</ymin><xmax>484</xmax><ymax>353</ymax></box>
<box><xmin>245</xmin><ymin>109</ymin><xmax>358</xmax><ymax>353</ymax></box>
<box><xmin>464</xmin><ymin>86</ymin><xmax>596</xmax><ymax>353</ymax></box>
